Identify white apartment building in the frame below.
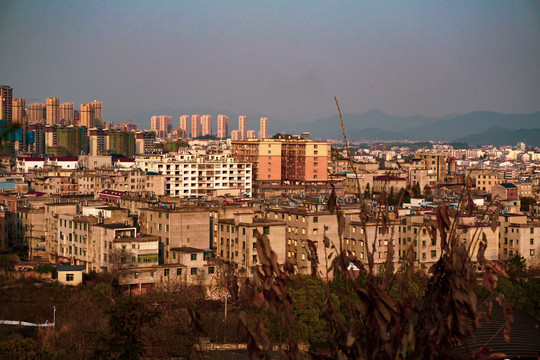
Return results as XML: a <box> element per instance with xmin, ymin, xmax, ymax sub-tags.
<box><xmin>499</xmin><ymin>214</ymin><xmax>540</xmax><ymax>263</ymax></box>
<box><xmin>135</xmin><ymin>153</ymin><xmax>252</xmax><ymax>198</ymax></box>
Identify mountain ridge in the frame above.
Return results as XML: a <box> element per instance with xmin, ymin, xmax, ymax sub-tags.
<box><xmin>120</xmin><ymin>108</ymin><xmax>540</xmax><ymax>144</ymax></box>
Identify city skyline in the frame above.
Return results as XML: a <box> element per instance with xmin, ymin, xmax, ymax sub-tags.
<box><xmin>1</xmin><ymin>1</ymin><xmax>539</xmax><ymax>125</ymax></box>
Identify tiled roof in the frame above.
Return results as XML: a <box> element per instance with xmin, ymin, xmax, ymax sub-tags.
<box><xmin>456</xmin><ymin>302</ymin><xmax>540</xmax><ymax>357</ymax></box>
<box><xmin>57</xmin><ymin>265</ymin><xmax>86</xmax><ymax>272</ymax></box>
<box><xmin>50</xmin><ymin>157</ymin><xmax>78</xmax><ymax>161</ymax></box>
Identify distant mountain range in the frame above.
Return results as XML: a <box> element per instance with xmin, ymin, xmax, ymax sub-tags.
<box><xmin>454</xmin><ymin>126</ymin><xmax>540</xmax><ymax>146</ymax></box>
<box><xmin>301</xmin><ymin>110</ymin><xmax>540</xmax><ymax>145</ymax></box>
<box><xmin>125</xmin><ymin>107</ymin><xmax>540</xmax><ymax>146</ymax></box>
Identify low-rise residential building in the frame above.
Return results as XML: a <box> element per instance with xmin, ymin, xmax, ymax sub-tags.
<box><xmin>516</xmin><ymin>181</ymin><xmax>534</xmax><ymax>199</ymax></box>
<box><xmin>214</xmin><ymin>212</ymin><xmax>286</xmax><ymax>276</ymax></box>
<box><xmin>499</xmin><ymin>214</ymin><xmax>540</xmax><ymax>263</ymax></box>
<box><xmin>373</xmin><ymin>175</ymin><xmax>407</xmax><ymax>194</ymax></box>
<box><xmin>138</xmin><ymin>206</ymin><xmax>212</xmax><ymax>264</ymax></box>
<box><xmin>266</xmin><ymin>205</ymin><xmax>360</xmax><ymax>277</ymax></box>
<box><xmin>57</xmin><ymin>265</ymin><xmax>85</xmax><ymax>285</ymax></box>
<box><xmin>474</xmin><ymin>171</ymin><xmax>502</xmax><ymax>192</ymax></box>
<box><xmin>492</xmin><ymin>183</ymin><xmax>519</xmax><ymax>201</ymax></box>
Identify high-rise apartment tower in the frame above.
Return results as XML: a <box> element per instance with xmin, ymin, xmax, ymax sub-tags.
<box><xmin>46</xmin><ymin>97</ymin><xmax>59</xmax><ymax>125</ymax></box>
<box><xmin>191</xmin><ymin>115</ymin><xmax>200</xmax><ymax>138</ymax></box>
<box><xmin>179</xmin><ymin>115</ymin><xmax>190</xmax><ymax>138</ymax></box>
<box><xmin>238</xmin><ymin>115</ymin><xmax>247</xmax><ymax>141</ymax></box>
<box><xmin>259</xmin><ymin>117</ymin><xmax>268</xmax><ymax>139</ymax></box>
<box><xmin>28</xmin><ymin>103</ymin><xmax>45</xmax><ymax>124</ymax></box>
<box><xmin>0</xmin><ymin>85</ymin><xmax>13</xmax><ymax>124</ymax></box>
<box><xmin>201</xmin><ymin>115</ymin><xmax>212</xmax><ymax>137</ymax></box>
<box><xmin>60</xmin><ymin>102</ymin><xmax>74</xmax><ymax>125</ymax></box>
<box><xmin>217</xmin><ymin>114</ymin><xmax>229</xmax><ymax>139</ymax></box>
<box><xmin>12</xmin><ymin>98</ymin><xmax>25</xmax><ymax>126</ymax></box>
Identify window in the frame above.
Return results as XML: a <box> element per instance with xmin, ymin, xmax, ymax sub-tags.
<box><xmin>177</xmin><ymin>268</ymin><xmax>182</xmax><ymax>275</ymax></box>
<box><xmin>66</xmin><ymin>274</ymin><xmax>74</xmax><ymax>282</ymax></box>
<box><xmin>252</xmin><ymin>255</ymin><xmax>257</xmax><ymax>263</ymax></box>
<box><xmin>138</xmin><ymin>254</ymin><xmax>158</xmax><ymax>263</ymax></box>
<box><xmin>313</xmin><ymin>228</ymin><xmax>318</xmax><ymax>235</ymax></box>
<box><xmin>431</xmin><ymin>250</ymin><xmax>437</xmax><ymax>258</ymax></box>
<box><xmin>531</xmin><ymin>239</ymin><xmax>534</xmax><ymax>245</ymax></box>
<box><xmin>190</xmin><ymin>268</ymin><xmax>197</xmax><ymax>275</ymax></box>
<box><xmin>531</xmin><ymin>249</ymin><xmax>535</xmax><ymax>256</ymax></box>
<box><xmin>164</xmin><ymin>269</ymin><xmax>169</xmax><ymax>276</ymax></box>
<box><xmin>166</xmin><ymin>225</ymin><xmax>169</xmax><ymax>232</ymax></box>
<box><xmin>208</xmin><ymin>266</ymin><xmax>215</xmax><ymax>274</ymax></box>
<box><xmin>191</xmin><ymin>254</ymin><xmax>197</xmax><ymax>261</ymax></box>
<box><xmin>263</xmin><ymin>226</ymin><xmax>270</xmax><ymax>235</ymax></box>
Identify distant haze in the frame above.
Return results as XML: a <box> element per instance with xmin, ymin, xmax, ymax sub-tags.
<box><xmin>1</xmin><ymin>1</ymin><xmax>539</xmax><ymax>125</ymax></box>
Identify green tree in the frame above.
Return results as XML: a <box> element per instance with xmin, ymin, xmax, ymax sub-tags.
<box><xmin>411</xmin><ymin>183</ymin><xmax>421</xmax><ymax>197</ymax></box>
<box><xmin>96</xmin><ymin>296</ymin><xmax>159</xmax><ymax>360</ymax></box>
<box><xmin>0</xmin><ymin>253</ymin><xmax>18</xmax><ymax>275</ymax></box>
<box><xmin>397</xmin><ymin>187</ymin><xmax>411</xmax><ymax>205</ymax></box>
<box><xmin>363</xmin><ymin>183</ymin><xmax>371</xmax><ymax>200</ymax></box>
<box><xmin>0</xmin><ymin>334</ymin><xmax>65</xmax><ymax>360</ymax></box>
<box><xmin>520</xmin><ymin>196</ymin><xmax>536</xmax><ymax>212</ymax></box>
<box><xmin>423</xmin><ymin>185</ymin><xmax>433</xmax><ymax>200</ymax></box>
<box><xmin>387</xmin><ymin>186</ymin><xmax>396</xmax><ymax>206</ymax></box>
<box><xmin>506</xmin><ymin>254</ymin><xmax>526</xmax><ymax>282</ymax></box>
<box><xmin>34</xmin><ymin>263</ymin><xmax>54</xmax><ymax>274</ymax></box>
<box><xmin>263</xmin><ymin>275</ymin><xmax>339</xmax><ymax>350</ymax></box>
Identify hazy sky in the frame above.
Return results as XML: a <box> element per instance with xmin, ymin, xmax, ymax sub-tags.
<box><xmin>1</xmin><ymin>0</ymin><xmax>539</xmax><ymax>124</ymax></box>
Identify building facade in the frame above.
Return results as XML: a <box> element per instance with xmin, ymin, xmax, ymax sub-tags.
<box><xmin>217</xmin><ymin>114</ymin><xmax>229</xmax><ymax>139</ymax></box>
<box><xmin>135</xmin><ymin>153</ymin><xmax>252</xmax><ymax>198</ymax></box>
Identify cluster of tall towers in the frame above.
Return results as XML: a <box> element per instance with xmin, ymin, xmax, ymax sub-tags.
<box><xmin>230</xmin><ymin>116</ymin><xmax>268</xmax><ymax>141</ymax></box>
<box><xmin>25</xmin><ymin>97</ymin><xmax>102</xmax><ymax>127</ymax></box>
<box><xmin>0</xmin><ymin>86</ymin><xmax>102</xmax><ymax>129</ymax></box>
<box><xmin>150</xmin><ymin>115</ymin><xmax>172</xmax><ymax>138</ymax></box>
<box><xmin>175</xmin><ymin>114</ymin><xmax>268</xmax><ymax>140</ymax></box>
<box><xmin>0</xmin><ymin>85</ymin><xmax>108</xmax><ymax>155</ymax></box>
<box><xmin>177</xmin><ymin>114</ymin><xmax>213</xmax><ymax>139</ymax></box>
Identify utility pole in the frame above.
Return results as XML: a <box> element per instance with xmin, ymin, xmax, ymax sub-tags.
<box><xmin>53</xmin><ymin>306</ymin><xmax>56</xmax><ymax>327</ymax></box>
<box><xmin>224</xmin><ymin>291</ymin><xmax>228</xmax><ymax>343</ymax></box>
